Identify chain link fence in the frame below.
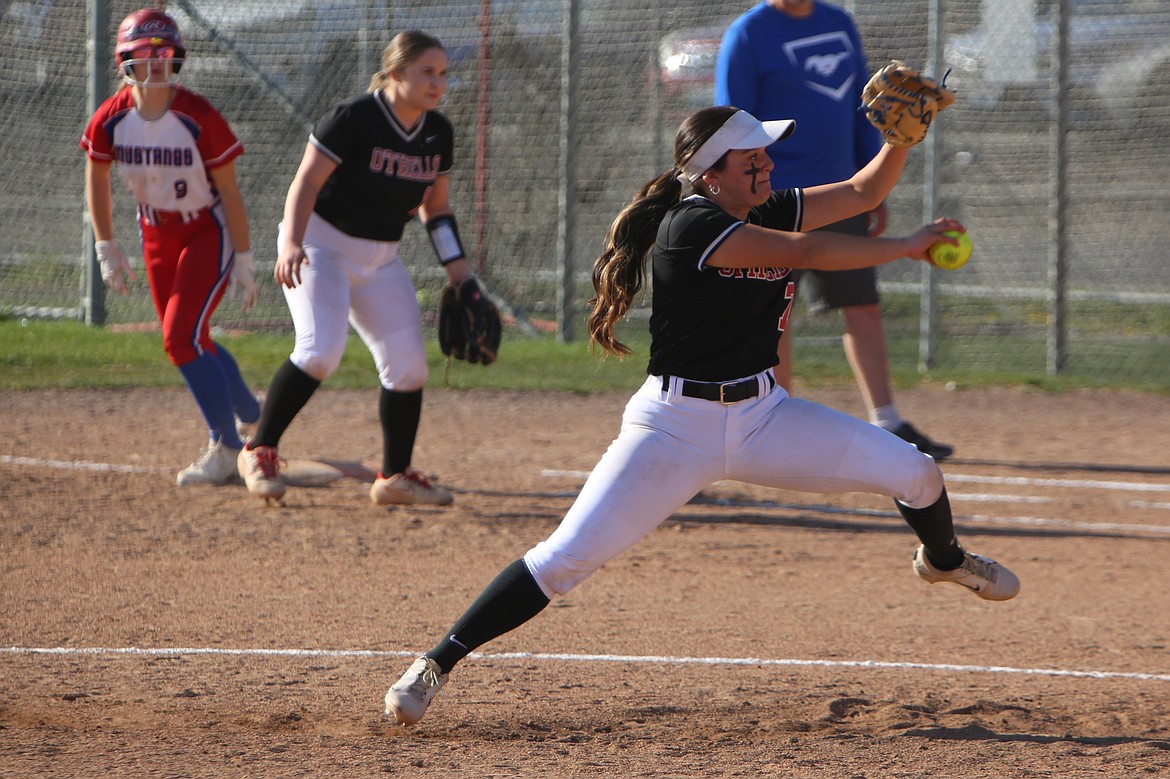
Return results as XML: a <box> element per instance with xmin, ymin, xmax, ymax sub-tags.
<box><xmin>2</xmin><ymin>0</ymin><xmax>1168</xmax><ymax>384</ymax></box>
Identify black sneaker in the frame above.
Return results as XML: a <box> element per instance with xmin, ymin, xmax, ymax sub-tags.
<box><xmin>892</xmin><ymin>422</ymin><xmax>954</xmax><ymax>461</ymax></box>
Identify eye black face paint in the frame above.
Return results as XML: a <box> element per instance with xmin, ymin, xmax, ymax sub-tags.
<box><xmin>746</xmin><ymin>160</ymin><xmax>764</xmax><ymax>195</ymax></box>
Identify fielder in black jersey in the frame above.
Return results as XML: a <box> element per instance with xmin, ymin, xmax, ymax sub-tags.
<box><xmin>383</xmin><ymin>106</ymin><xmax>1020</xmax><ymax>726</ymax></box>
<box><xmin>238</xmin><ymin>31</ymin><xmax>474</xmax><ymax>507</ymax></box>
<box><xmin>311</xmin><ymin>95</ymin><xmax>454</xmax><ymax>242</ymax></box>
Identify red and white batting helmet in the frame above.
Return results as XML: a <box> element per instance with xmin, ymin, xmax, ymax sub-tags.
<box><xmin>116</xmin><ymin>8</ymin><xmax>186</xmax><ymax>86</ymax></box>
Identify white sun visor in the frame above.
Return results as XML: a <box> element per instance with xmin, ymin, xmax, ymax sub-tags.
<box><xmin>678</xmin><ymin>110</ymin><xmax>796</xmax><ymax>190</ymax></box>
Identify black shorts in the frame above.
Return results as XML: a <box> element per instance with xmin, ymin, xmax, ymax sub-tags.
<box><xmin>792</xmin><ymin>213</ymin><xmax>879</xmax><ymax>312</ymax></box>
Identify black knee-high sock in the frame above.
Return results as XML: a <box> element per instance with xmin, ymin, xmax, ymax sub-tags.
<box><xmin>379</xmin><ymin>387</ymin><xmax>422</xmax><ymax>476</ymax></box>
<box><xmin>896</xmin><ymin>488</ymin><xmax>965</xmax><ymax>570</ymax></box>
<box><xmin>427</xmin><ymin>559</ymin><xmax>551</xmax><ymax>674</ymax></box>
<box><xmin>252</xmin><ymin>359</ymin><xmax>321</xmax><ymax>448</ymax></box>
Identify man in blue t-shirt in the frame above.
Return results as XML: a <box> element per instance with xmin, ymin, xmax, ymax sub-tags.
<box><xmin>716</xmin><ymin>0</ymin><xmax>953</xmax><ymax>460</ymax></box>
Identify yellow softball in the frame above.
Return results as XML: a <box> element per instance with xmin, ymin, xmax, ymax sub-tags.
<box><xmin>929</xmin><ymin>230</ymin><xmax>972</xmax><ymax>270</ymax></box>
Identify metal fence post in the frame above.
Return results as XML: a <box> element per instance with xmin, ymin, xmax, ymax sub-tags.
<box><xmin>556</xmin><ymin>0</ymin><xmax>581</xmax><ymax>342</ymax></box>
<box><xmin>1048</xmin><ymin>0</ymin><xmax>1070</xmax><ymax>374</ymax></box>
<box><xmin>918</xmin><ymin>0</ymin><xmax>944</xmax><ymax>371</ymax></box>
<box><xmin>84</xmin><ymin>0</ymin><xmax>109</xmax><ymax>326</ymax></box>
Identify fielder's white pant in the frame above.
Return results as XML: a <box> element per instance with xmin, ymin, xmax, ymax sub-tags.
<box><xmin>524</xmin><ymin>370</ymin><xmax>944</xmax><ymax>598</ymax></box>
<box><xmin>281</xmin><ymin>214</ymin><xmax>427</xmax><ymax>391</ymax></box>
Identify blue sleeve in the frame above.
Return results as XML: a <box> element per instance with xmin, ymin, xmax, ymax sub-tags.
<box><xmin>849</xmin><ymin>21</ymin><xmax>883</xmax><ymax>168</ymax></box>
<box><xmin>715</xmin><ymin>25</ymin><xmax>758</xmax><ymax>113</ymax></box>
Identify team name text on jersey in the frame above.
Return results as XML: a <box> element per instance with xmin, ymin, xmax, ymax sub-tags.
<box><xmin>717</xmin><ymin>266</ymin><xmax>791</xmax><ymax>281</ymax></box>
<box><xmin>369</xmin><ymin>149</ymin><xmax>441</xmax><ymax>183</ymax></box>
<box><xmin>114</xmin><ymin>145</ymin><xmax>195</xmax><ymax>167</ymax></box>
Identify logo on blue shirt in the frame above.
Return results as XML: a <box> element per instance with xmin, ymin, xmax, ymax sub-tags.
<box><xmin>782</xmin><ymin>31</ymin><xmax>857</xmax><ymax>101</ymax></box>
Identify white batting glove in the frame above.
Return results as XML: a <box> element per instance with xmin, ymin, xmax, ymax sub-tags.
<box><xmin>95</xmin><ymin>239</ymin><xmax>136</xmax><ymax>295</ymax></box>
<box><xmin>228</xmin><ymin>249</ymin><xmax>260</xmax><ymax>313</ymax></box>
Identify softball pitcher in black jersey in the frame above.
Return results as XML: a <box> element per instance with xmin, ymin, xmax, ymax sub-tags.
<box><xmin>383</xmin><ymin>106</ymin><xmax>1020</xmax><ymax>725</ymax></box>
<box><xmin>238</xmin><ymin>31</ymin><xmax>475</xmax><ymax>506</ymax></box>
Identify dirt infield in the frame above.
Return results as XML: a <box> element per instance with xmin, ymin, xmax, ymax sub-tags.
<box><xmin>2</xmin><ymin>384</ymin><xmax>1170</xmax><ymax>778</ymax></box>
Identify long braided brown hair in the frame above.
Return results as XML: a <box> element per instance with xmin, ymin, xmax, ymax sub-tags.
<box><xmin>587</xmin><ymin>107</ymin><xmax>737</xmax><ymax>356</ymax></box>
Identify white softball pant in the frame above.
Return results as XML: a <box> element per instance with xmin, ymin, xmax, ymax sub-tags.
<box><xmin>524</xmin><ymin>370</ymin><xmax>944</xmax><ymax>598</ymax></box>
<box><xmin>281</xmin><ymin>213</ymin><xmax>427</xmax><ymax>391</ymax></box>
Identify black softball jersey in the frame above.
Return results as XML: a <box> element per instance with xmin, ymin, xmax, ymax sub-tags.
<box><xmin>647</xmin><ymin>189</ymin><xmax>804</xmax><ymax>382</ymax></box>
<box><xmin>309</xmin><ymin>89</ymin><xmax>454</xmax><ymax>242</ymax></box>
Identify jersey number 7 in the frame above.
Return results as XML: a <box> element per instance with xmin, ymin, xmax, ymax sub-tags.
<box><xmin>777</xmin><ymin>281</ymin><xmax>795</xmax><ymax>335</ymax></box>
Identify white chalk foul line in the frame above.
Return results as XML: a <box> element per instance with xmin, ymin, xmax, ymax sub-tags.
<box><xmin>3</xmin><ymin>645</ymin><xmax>1169</xmax><ymax>683</ymax></box>
<box><xmin>542</xmin><ymin>469</ymin><xmax>1170</xmax><ymax>494</ymax></box>
<box><xmin>960</xmin><ymin>513</ymin><xmax>1170</xmax><ymax>534</ymax></box>
<box><xmin>1129</xmin><ymin>501</ymin><xmax>1170</xmax><ymax>512</ymax></box>
<box><xmin>6</xmin><ymin>455</ymin><xmax>1164</xmax><ymax>496</ymax></box>
<box><xmin>541</xmin><ymin>469</ymin><xmax>1170</xmax><ymax>536</ymax></box>
<box><xmin>944</xmin><ymin>473</ymin><xmax>1170</xmax><ymax>494</ymax></box>
<box><xmin>0</xmin><ymin>455</ymin><xmax>165</xmax><ymax>474</ymax></box>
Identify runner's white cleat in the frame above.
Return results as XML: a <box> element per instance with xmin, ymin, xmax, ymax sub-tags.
<box><xmin>176</xmin><ymin>438</ymin><xmax>241</xmax><ymax>486</ymax></box>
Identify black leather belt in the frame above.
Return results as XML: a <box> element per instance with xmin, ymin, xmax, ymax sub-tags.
<box><xmin>664</xmin><ymin>374</ymin><xmax>774</xmax><ymax>404</ymax></box>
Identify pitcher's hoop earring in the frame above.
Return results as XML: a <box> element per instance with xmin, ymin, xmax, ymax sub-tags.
<box><xmin>708</xmin><ymin>182</ymin><xmax>721</xmax><ymax>195</ymax></box>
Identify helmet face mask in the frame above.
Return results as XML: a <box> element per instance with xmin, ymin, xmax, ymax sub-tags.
<box><xmin>115</xmin><ymin>8</ymin><xmax>186</xmax><ymax>88</ymax></box>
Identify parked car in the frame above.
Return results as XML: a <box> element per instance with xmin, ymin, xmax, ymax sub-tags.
<box><xmin>656</xmin><ymin>19</ymin><xmax>731</xmax><ymax>114</ymax></box>
<box><xmin>943</xmin><ymin>0</ymin><xmax>1170</xmax><ymax>124</ymax></box>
